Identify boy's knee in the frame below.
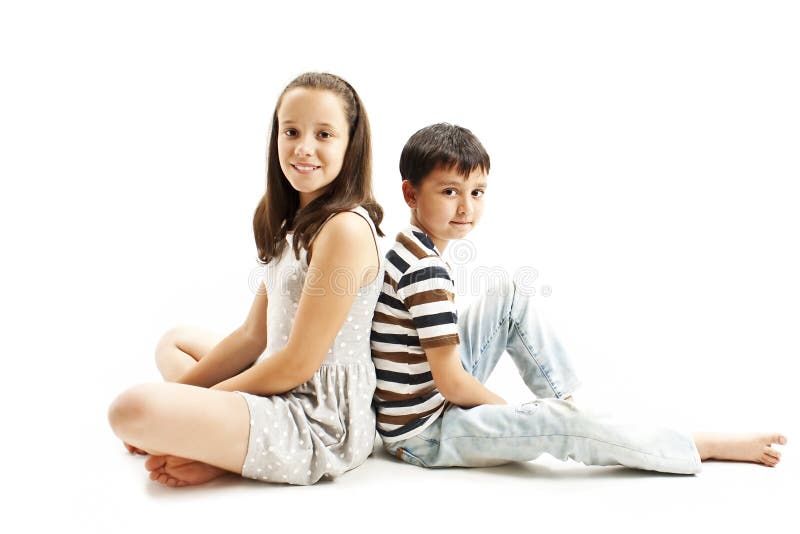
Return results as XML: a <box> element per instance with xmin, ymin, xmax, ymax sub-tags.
<box><xmin>476</xmin><ymin>278</ymin><xmax>516</xmax><ymax>315</ymax></box>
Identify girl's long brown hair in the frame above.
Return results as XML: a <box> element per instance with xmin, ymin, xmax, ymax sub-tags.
<box><xmin>253</xmin><ymin>72</ymin><xmax>384</xmax><ymax>264</ymax></box>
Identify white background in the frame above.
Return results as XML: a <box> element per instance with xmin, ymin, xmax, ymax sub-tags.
<box><xmin>2</xmin><ymin>1</ymin><xmax>798</xmax><ymax>532</ymax></box>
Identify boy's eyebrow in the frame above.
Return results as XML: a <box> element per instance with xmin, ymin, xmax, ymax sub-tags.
<box><xmin>435</xmin><ymin>180</ymin><xmax>488</xmax><ymax>188</ymax></box>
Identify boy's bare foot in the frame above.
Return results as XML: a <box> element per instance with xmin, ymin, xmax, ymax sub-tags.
<box><xmin>693</xmin><ymin>432</ymin><xmax>788</xmax><ymax>467</ymax></box>
<box><xmin>144</xmin><ymin>454</ymin><xmax>228</xmax><ymax>487</ymax></box>
<box><xmin>124</xmin><ymin>442</ymin><xmax>147</xmax><ymax>455</ymax></box>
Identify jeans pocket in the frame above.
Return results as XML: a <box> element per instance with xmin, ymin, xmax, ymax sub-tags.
<box><xmin>397</xmin><ymin>447</ymin><xmax>429</xmax><ymax>468</ymax></box>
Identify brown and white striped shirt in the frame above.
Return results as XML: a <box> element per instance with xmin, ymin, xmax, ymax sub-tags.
<box><xmin>370</xmin><ymin>225</ymin><xmax>460</xmax><ymax>443</ymax></box>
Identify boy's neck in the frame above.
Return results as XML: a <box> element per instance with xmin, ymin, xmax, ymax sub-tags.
<box><xmin>409</xmin><ymin>214</ymin><xmax>448</xmax><ymax>254</ymax></box>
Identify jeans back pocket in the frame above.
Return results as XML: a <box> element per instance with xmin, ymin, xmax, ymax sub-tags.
<box><xmin>396</xmin><ymin>446</ymin><xmax>428</xmax><ymax>468</ymax></box>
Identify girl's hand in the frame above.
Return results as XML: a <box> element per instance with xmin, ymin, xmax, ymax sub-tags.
<box><xmin>212</xmin><ymin>211</ymin><xmax>379</xmax><ymax>395</ymax></box>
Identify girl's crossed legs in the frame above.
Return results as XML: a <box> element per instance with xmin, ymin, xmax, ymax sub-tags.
<box><xmin>109</xmin><ymin>326</ymin><xmax>251</xmax><ymax>487</ymax></box>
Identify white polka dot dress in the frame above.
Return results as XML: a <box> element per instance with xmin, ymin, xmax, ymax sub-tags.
<box><xmin>237</xmin><ymin>206</ymin><xmax>381</xmax><ymax>485</ymax></box>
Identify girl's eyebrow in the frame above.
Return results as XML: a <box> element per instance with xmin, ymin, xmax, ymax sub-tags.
<box><xmin>280</xmin><ymin>119</ymin><xmax>339</xmax><ymax>130</ymax></box>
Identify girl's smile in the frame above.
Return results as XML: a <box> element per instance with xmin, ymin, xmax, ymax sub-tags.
<box><xmin>277</xmin><ymin>87</ymin><xmax>350</xmax><ymax>208</ymax></box>
<box><xmin>290</xmin><ymin>163</ymin><xmax>321</xmax><ymax>174</ymax></box>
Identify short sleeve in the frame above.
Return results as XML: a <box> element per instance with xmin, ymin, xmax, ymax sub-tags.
<box><xmin>396</xmin><ymin>257</ymin><xmax>460</xmax><ymax>349</ymax></box>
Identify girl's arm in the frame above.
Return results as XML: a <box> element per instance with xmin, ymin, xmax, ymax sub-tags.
<box><xmin>176</xmin><ymin>281</ymin><xmax>268</xmax><ymax>388</ymax></box>
<box><xmin>212</xmin><ymin>212</ymin><xmax>378</xmax><ymax>395</ymax></box>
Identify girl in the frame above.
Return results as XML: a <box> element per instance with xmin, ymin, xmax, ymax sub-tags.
<box><xmin>109</xmin><ymin>72</ymin><xmax>384</xmax><ymax>486</ymax></box>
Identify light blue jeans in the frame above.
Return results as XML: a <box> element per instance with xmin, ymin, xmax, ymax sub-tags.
<box><xmin>385</xmin><ymin>281</ymin><xmax>702</xmax><ymax>475</ymax></box>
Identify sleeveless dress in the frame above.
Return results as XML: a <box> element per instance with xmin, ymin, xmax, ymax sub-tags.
<box><xmin>235</xmin><ymin>206</ymin><xmax>382</xmax><ymax>485</ymax></box>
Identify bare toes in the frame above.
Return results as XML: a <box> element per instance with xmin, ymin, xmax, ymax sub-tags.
<box><xmin>145</xmin><ymin>455</ymin><xmax>167</xmax><ymax>472</ymax></box>
<box><xmin>760</xmin><ymin>454</ymin><xmax>778</xmax><ymax>467</ymax></box>
<box><xmin>124</xmin><ymin>442</ymin><xmax>146</xmax><ymax>455</ymax></box>
<box><xmin>764</xmin><ymin>447</ymin><xmax>781</xmax><ymax>460</ymax></box>
<box><xmin>770</xmin><ymin>434</ymin><xmax>788</xmax><ymax>446</ymax></box>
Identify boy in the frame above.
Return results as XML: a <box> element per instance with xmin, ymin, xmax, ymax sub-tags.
<box><xmin>370</xmin><ymin>123</ymin><xmax>786</xmax><ymax>472</ymax></box>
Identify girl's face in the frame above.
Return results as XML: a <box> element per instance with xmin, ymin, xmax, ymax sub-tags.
<box><xmin>277</xmin><ymin>88</ymin><xmax>350</xmax><ymax>208</ymax></box>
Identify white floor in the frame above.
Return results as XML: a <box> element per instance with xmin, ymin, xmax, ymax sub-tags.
<box><xmin>45</xmin><ymin>358</ymin><xmax>794</xmax><ymax>534</ymax></box>
<box><xmin>14</xmin><ymin>313</ymin><xmax>797</xmax><ymax>533</ymax></box>
<box><xmin>70</xmin><ymin>422</ymin><xmax>797</xmax><ymax>534</ymax></box>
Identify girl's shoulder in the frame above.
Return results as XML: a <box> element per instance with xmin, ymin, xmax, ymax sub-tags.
<box><xmin>310</xmin><ymin>205</ymin><xmax>376</xmax><ymax>245</ymax></box>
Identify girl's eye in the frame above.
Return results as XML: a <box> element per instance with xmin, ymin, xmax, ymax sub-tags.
<box><xmin>443</xmin><ymin>189</ymin><xmax>457</xmax><ymax>197</ymax></box>
<box><xmin>472</xmin><ymin>190</ymin><xmax>485</xmax><ymax>198</ymax></box>
<box><xmin>284</xmin><ymin>128</ymin><xmax>297</xmax><ymax>136</ymax></box>
<box><xmin>318</xmin><ymin>131</ymin><xmax>333</xmax><ymax>139</ymax></box>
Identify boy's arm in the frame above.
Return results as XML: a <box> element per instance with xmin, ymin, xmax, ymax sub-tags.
<box><xmin>176</xmin><ymin>281</ymin><xmax>268</xmax><ymax>388</ymax></box>
<box><xmin>426</xmin><ymin>344</ymin><xmax>506</xmax><ymax>407</ymax></box>
<box><xmin>395</xmin><ymin>255</ymin><xmax>503</xmax><ymax>407</ymax></box>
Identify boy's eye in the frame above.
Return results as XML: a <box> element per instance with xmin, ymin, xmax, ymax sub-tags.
<box><xmin>472</xmin><ymin>190</ymin><xmax>485</xmax><ymax>198</ymax></box>
<box><xmin>443</xmin><ymin>189</ymin><xmax>457</xmax><ymax>197</ymax></box>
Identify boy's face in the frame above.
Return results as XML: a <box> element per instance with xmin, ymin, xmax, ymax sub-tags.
<box><xmin>402</xmin><ymin>165</ymin><xmax>487</xmax><ymax>251</ymax></box>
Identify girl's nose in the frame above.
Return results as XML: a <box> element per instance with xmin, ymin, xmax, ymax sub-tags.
<box><xmin>294</xmin><ymin>136</ymin><xmax>314</xmax><ymax>157</ymax></box>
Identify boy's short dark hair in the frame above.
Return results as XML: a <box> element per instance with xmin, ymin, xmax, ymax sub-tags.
<box><xmin>399</xmin><ymin>123</ymin><xmax>490</xmax><ymax>186</ymax></box>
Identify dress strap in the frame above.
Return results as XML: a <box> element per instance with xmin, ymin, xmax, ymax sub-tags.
<box><xmin>306</xmin><ymin>206</ymin><xmax>381</xmax><ymax>265</ymax></box>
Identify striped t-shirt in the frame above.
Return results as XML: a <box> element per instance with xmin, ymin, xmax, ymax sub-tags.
<box><xmin>370</xmin><ymin>225</ymin><xmax>460</xmax><ymax>443</ymax></box>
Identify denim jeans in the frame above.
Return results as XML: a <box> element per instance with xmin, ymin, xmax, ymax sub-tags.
<box><xmin>385</xmin><ymin>281</ymin><xmax>702</xmax><ymax>475</ymax></box>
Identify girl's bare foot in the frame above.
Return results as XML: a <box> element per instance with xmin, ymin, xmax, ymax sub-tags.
<box><xmin>693</xmin><ymin>432</ymin><xmax>788</xmax><ymax>467</ymax></box>
<box><xmin>124</xmin><ymin>442</ymin><xmax>147</xmax><ymax>455</ymax></box>
<box><xmin>144</xmin><ymin>454</ymin><xmax>228</xmax><ymax>487</ymax></box>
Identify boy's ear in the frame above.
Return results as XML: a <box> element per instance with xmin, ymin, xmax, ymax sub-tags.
<box><xmin>401</xmin><ymin>180</ymin><xmax>417</xmax><ymax>208</ymax></box>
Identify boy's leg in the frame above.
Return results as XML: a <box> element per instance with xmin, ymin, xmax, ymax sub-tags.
<box><xmin>457</xmin><ymin>280</ymin><xmax>581</xmax><ymax>399</ymax></box>
<box><xmin>395</xmin><ymin>399</ymin><xmax>701</xmax><ymax>474</ymax></box>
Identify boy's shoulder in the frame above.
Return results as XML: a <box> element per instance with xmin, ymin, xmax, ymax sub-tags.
<box><xmin>382</xmin><ymin>228</ymin><xmax>457</xmax><ymax>300</ymax></box>
<box><xmin>386</xmin><ymin>227</ymin><xmax>447</xmax><ymax>274</ymax></box>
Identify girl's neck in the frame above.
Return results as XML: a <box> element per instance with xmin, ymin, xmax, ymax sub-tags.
<box><xmin>298</xmin><ymin>192</ymin><xmax>316</xmax><ymax>210</ymax></box>
<box><xmin>298</xmin><ymin>184</ymin><xmax>332</xmax><ymax>210</ymax></box>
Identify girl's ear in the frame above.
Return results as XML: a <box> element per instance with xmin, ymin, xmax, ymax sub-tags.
<box><xmin>401</xmin><ymin>180</ymin><xmax>417</xmax><ymax>208</ymax></box>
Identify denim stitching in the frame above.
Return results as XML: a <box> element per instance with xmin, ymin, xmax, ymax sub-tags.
<box><xmin>509</xmin><ymin>315</ymin><xmax>562</xmax><ymax>397</ymax></box>
<box><xmin>472</xmin><ymin>314</ymin><xmax>509</xmax><ymax>375</ymax></box>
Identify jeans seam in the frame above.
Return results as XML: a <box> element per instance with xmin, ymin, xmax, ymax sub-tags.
<box><xmin>473</xmin><ymin>315</ymin><xmax>509</xmax><ymax>374</ymax></box>
<box><xmin>509</xmin><ymin>315</ymin><xmax>562</xmax><ymax>397</ymax></box>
